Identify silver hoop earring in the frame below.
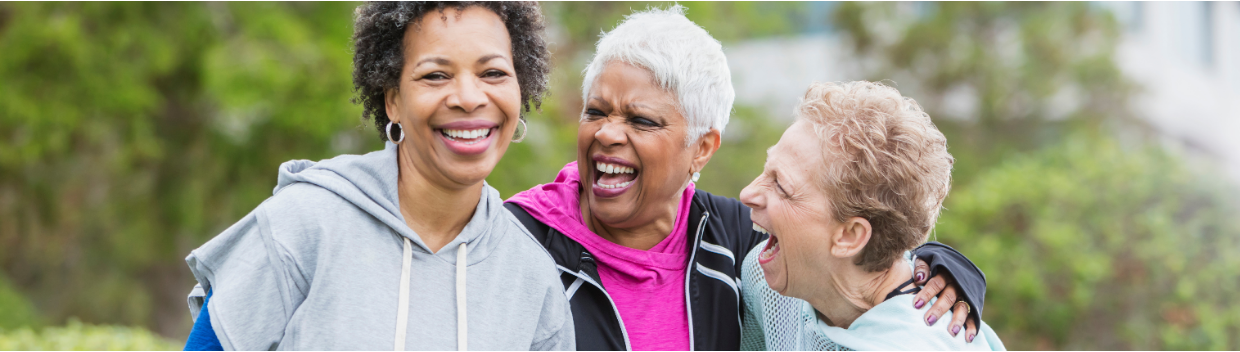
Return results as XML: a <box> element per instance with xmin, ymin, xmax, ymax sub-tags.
<box><xmin>386</xmin><ymin>121</ymin><xmax>404</xmax><ymax>144</ymax></box>
<box><xmin>512</xmin><ymin>119</ymin><xmax>528</xmax><ymax>143</ymax></box>
<box><xmin>691</xmin><ymin>171</ymin><xmax>701</xmax><ymax>183</ymax></box>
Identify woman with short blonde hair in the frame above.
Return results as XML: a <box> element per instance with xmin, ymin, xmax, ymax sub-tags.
<box><xmin>740</xmin><ymin>81</ymin><xmax>1003</xmax><ymax>350</ymax></box>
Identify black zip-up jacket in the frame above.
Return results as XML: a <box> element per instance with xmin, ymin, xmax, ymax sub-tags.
<box><xmin>506</xmin><ymin>189</ymin><xmax>984</xmax><ymax>351</ymax></box>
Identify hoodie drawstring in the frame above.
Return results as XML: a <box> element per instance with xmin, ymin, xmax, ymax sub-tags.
<box><xmin>394</xmin><ymin>238</ymin><xmax>468</xmax><ymax>351</ymax></box>
<box><xmin>456</xmin><ymin>242</ymin><xmax>468</xmax><ymax>351</ymax></box>
<box><xmin>395</xmin><ymin>237</ymin><xmax>413</xmax><ymax>351</ymax></box>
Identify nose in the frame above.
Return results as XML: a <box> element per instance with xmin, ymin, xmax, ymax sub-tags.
<box><xmin>739</xmin><ymin>175</ymin><xmax>764</xmax><ymax>210</ymax></box>
<box><xmin>447</xmin><ymin>76</ymin><xmax>488</xmax><ymax>113</ymax></box>
<box><xmin>594</xmin><ymin>116</ymin><xmax>628</xmax><ymax>147</ymax></box>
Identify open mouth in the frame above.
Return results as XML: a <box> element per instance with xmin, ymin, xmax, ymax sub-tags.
<box><xmin>436</xmin><ymin>127</ymin><xmax>497</xmax><ymax>155</ymax></box>
<box><xmin>754</xmin><ymin>223</ymin><xmax>780</xmax><ymax>264</ymax></box>
<box><xmin>591</xmin><ymin>156</ymin><xmax>639</xmax><ymax>197</ymax></box>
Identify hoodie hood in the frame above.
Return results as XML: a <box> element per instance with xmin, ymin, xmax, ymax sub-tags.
<box><xmin>273</xmin><ymin>141</ymin><xmax>501</xmax><ymax>263</ymax></box>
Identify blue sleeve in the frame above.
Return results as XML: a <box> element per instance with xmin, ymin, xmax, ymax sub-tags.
<box><xmin>184</xmin><ymin>290</ymin><xmax>224</xmax><ymax>351</ymax></box>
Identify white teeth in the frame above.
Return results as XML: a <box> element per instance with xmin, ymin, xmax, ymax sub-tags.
<box><xmin>753</xmin><ymin>223</ymin><xmax>769</xmax><ymax>234</ymax></box>
<box><xmin>595</xmin><ymin>162</ymin><xmax>635</xmax><ymax>174</ymax></box>
<box><xmin>443</xmin><ymin>128</ymin><xmax>490</xmax><ymax>139</ymax></box>
<box><xmin>760</xmin><ymin>241</ymin><xmax>778</xmax><ymax>260</ymax></box>
<box><xmin>594</xmin><ymin>179</ymin><xmax>634</xmax><ymax>189</ymax></box>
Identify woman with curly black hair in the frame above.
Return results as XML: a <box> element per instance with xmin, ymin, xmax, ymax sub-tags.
<box><xmin>182</xmin><ymin>2</ymin><xmax>572</xmax><ymax>350</ymax></box>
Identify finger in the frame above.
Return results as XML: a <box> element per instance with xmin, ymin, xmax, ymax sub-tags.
<box><xmin>938</xmin><ymin>268</ymin><xmax>957</xmax><ymax>286</ymax></box>
<box><xmin>924</xmin><ymin>285</ymin><xmax>958</xmax><ymax>326</ymax></box>
<box><xmin>965</xmin><ymin>318</ymin><xmax>978</xmax><ymax>343</ymax></box>
<box><xmin>948</xmin><ymin>302</ymin><xmax>968</xmax><ymax>337</ymax></box>
<box><xmin>913</xmin><ymin>275</ymin><xmax>945</xmax><ymax>310</ymax></box>
<box><xmin>913</xmin><ymin>259</ymin><xmax>930</xmax><ymax>285</ymax></box>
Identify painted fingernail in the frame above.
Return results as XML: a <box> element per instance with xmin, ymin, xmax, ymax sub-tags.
<box><xmin>951</xmin><ymin>325</ymin><xmax>961</xmax><ymax>336</ymax></box>
<box><xmin>926</xmin><ymin>315</ymin><xmax>938</xmax><ymax>326</ymax></box>
<box><xmin>915</xmin><ymin>272</ymin><xmax>925</xmax><ymax>282</ymax></box>
<box><xmin>914</xmin><ymin>299</ymin><xmax>925</xmax><ymax>309</ymax></box>
<box><xmin>967</xmin><ymin>333</ymin><xmax>975</xmax><ymax>342</ymax></box>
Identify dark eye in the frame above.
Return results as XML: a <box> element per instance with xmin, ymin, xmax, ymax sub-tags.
<box><xmin>422</xmin><ymin>72</ymin><xmax>449</xmax><ymax>81</ymax></box>
<box><xmin>585</xmin><ymin>109</ymin><xmax>605</xmax><ymax>117</ymax></box>
<box><xmin>632</xmin><ymin>116</ymin><xmax>659</xmax><ymax>127</ymax></box>
<box><xmin>483</xmin><ymin>69</ymin><xmax>508</xmax><ymax>78</ymax></box>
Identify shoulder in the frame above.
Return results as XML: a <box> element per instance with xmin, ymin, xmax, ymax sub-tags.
<box><xmin>498</xmin><ymin>206</ymin><xmax>558</xmax><ymax>267</ymax></box>
<box><xmin>485</xmin><ymin>200</ymin><xmax>561</xmax><ymax>284</ymax></box>
<box><xmin>262</xmin><ymin>182</ymin><xmax>358</xmax><ymax>220</ymax></box>
<box><xmin>258</xmin><ymin>183</ymin><xmax>381</xmax><ymax>242</ymax></box>
<box><xmin>191</xmin><ymin>183</ymin><xmax>353</xmax><ymax>260</ymax></box>
<box><xmin>824</xmin><ymin>296</ymin><xmax>1004</xmax><ymax>351</ymax></box>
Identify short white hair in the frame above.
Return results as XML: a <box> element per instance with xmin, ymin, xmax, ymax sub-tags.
<box><xmin>580</xmin><ymin>5</ymin><xmax>735</xmax><ymax>146</ymax></box>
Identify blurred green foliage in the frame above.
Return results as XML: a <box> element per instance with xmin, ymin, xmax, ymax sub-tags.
<box><xmin>0</xmin><ymin>318</ymin><xmax>180</xmax><ymax>350</ymax></box>
<box><xmin>938</xmin><ymin>132</ymin><xmax>1240</xmax><ymax>350</ymax></box>
<box><xmin>0</xmin><ymin>275</ymin><xmax>41</xmax><ymax>330</ymax></box>
<box><xmin>1</xmin><ymin>1</ymin><xmax>1238</xmax><ymax>350</ymax></box>
<box><xmin>833</xmin><ymin>2</ymin><xmax>1137</xmax><ymax>182</ymax></box>
<box><xmin>0</xmin><ymin>1</ymin><xmax>373</xmax><ymax>337</ymax></box>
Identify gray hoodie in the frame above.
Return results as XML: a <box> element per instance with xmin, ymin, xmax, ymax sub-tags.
<box><xmin>185</xmin><ymin>142</ymin><xmax>575</xmax><ymax>351</ymax></box>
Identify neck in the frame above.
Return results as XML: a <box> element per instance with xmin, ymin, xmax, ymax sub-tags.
<box><xmin>803</xmin><ymin>258</ymin><xmax>913</xmax><ymax>329</ymax></box>
<box><xmin>579</xmin><ymin>185</ymin><xmax>683</xmax><ymax>251</ymax></box>
<box><xmin>396</xmin><ymin>148</ymin><xmax>482</xmax><ymax>253</ymax></box>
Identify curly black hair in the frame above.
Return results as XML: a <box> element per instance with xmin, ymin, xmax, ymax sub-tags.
<box><xmin>351</xmin><ymin>1</ymin><xmax>550</xmax><ymax>141</ymax></box>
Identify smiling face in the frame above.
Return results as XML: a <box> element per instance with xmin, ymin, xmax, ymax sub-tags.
<box><xmin>578</xmin><ymin>61</ymin><xmax>717</xmax><ymax>230</ymax></box>
<box><xmin>739</xmin><ymin>120</ymin><xmax>849</xmax><ymax>297</ymax></box>
<box><xmin>384</xmin><ymin>6</ymin><xmax>522</xmax><ymax>189</ymax></box>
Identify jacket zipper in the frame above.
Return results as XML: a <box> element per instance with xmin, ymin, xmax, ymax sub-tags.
<box><xmin>682</xmin><ymin>211</ymin><xmax>709</xmax><ymax>351</ymax></box>
<box><xmin>559</xmin><ymin>210</ymin><xmax>712</xmax><ymax>351</ymax></box>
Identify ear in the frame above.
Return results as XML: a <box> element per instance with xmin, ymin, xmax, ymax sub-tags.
<box><xmin>830</xmin><ymin>217</ymin><xmax>872</xmax><ymax>258</ymax></box>
<box><xmin>690</xmin><ymin>128</ymin><xmax>723</xmax><ymax>173</ymax></box>
<box><xmin>384</xmin><ymin>86</ymin><xmax>402</xmax><ymax>124</ymax></box>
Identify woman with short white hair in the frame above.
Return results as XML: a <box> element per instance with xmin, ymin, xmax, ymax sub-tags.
<box><xmin>505</xmin><ymin>6</ymin><xmax>985</xmax><ymax>350</ymax></box>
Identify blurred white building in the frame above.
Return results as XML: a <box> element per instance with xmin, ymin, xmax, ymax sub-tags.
<box><xmin>725</xmin><ymin>2</ymin><xmax>1240</xmax><ymax>184</ymax></box>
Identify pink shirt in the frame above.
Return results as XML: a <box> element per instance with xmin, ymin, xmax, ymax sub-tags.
<box><xmin>507</xmin><ymin>162</ymin><xmax>693</xmax><ymax>351</ymax></box>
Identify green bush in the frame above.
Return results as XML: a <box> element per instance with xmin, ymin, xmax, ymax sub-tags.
<box><xmin>0</xmin><ymin>276</ymin><xmax>40</xmax><ymax>330</ymax></box>
<box><xmin>936</xmin><ymin>132</ymin><xmax>1240</xmax><ymax>350</ymax></box>
<box><xmin>0</xmin><ymin>319</ymin><xmax>180</xmax><ymax>350</ymax></box>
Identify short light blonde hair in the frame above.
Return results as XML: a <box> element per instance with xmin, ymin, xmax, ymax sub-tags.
<box><xmin>796</xmin><ymin>81</ymin><xmax>954</xmax><ymax>272</ymax></box>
